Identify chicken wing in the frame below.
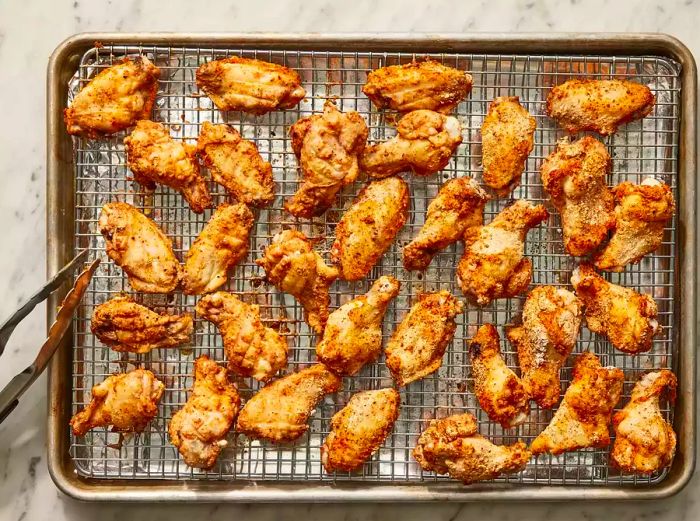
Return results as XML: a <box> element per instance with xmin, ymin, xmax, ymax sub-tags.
<box><xmin>385</xmin><ymin>291</ymin><xmax>464</xmax><ymax>387</ymax></box>
<box><xmin>331</xmin><ymin>177</ymin><xmax>409</xmax><ymax>281</ymax></box>
<box><xmin>99</xmin><ymin>202</ymin><xmax>181</xmax><ymax>293</ymax></box>
<box><xmin>571</xmin><ymin>263</ymin><xmax>660</xmax><ymax>354</ymax></box>
<box><xmin>124</xmin><ymin>120</ymin><xmax>212</xmax><ymax>213</ymax></box>
<box><xmin>316</xmin><ymin>275</ymin><xmax>401</xmax><ymax>376</ymax></box>
<box><xmin>196</xmin><ymin>56</ymin><xmax>305</xmax><ymax>114</ymax></box>
<box><xmin>168</xmin><ymin>356</ymin><xmax>241</xmax><ymax>469</ymax></box>
<box><xmin>256</xmin><ymin>230</ymin><xmax>339</xmax><ymax>334</ymax></box>
<box><xmin>321</xmin><ymin>388</ymin><xmax>400</xmax><ymax>473</ymax></box>
<box><xmin>530</xmin><ymin>352</ymin><xmax>624</xmax><ymax>456</ymax></box>
<box><xmin>413</xmin><ymin>413</ymin><xmax>531</xmax><ymax>484</ymax></box>
<box><xmin>285</xmin><ymin>101</ymin><xmax>368</xmax><ymax>218</ymax></box>
<box><xmin>456</xmin><ymin>200</ymin><xmax>548</xmax><ymax>306</ymax></box>
<box><xmin>182</xmin><ymin>203</ymin><xmax>254</xmax><ymax>295</ymax></box>
<box><xmin>70</xmin><ymin>369</ymin><xmax>164</xmax><ymax>436</ymax></box>
<box><xmin>196</xmin><ymin>292</ymin><xmax>288</xmax><ymax>382</ymax></box>
<box><xmin>540</xmin><ymin>136</ymin><xmax>614</xmax><ymax>256</ymax></box>
<box><xmin>65</xmin><ymin>56</ymin><xmax>160</xmax><ymax>138</ymax></box>
<box><xmin>236</xmin><ymin>363</ymin><xmax>342</xmax><ymax>443</ymax></box>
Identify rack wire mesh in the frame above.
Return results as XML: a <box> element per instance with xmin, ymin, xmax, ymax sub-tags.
<box><xmin>67</xmin><ymin>43</ymin><xmax>681</xmax><ymax>487</ymax></box>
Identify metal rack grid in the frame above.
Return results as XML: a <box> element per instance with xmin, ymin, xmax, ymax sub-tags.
<box><xmin>67</xmin><ymin>44</ymin><xmax>681</xmax><ymax>487</ymax></box>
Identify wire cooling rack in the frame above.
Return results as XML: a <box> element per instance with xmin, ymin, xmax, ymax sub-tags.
<box><xmin>67</xmin><ymin>44</ymin><xmax>680</xmax><ymax>487</ymax></box>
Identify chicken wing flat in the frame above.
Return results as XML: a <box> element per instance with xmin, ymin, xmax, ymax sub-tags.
<box><xmin>385</xmin><ymin>291</ymin><xmax>464</xmax><ymax>387</ymax></box>
<box><xmin>70</xmin><ymin>369</ymin><xmax>165</xmax><ymax>436</ymax></box>
<box><xmin>91</xmin><ymin>296</ymin><xmax>193</xmax><ymax>354</ymax></box>
<box><xmin>316</xmin><ymin>275</ymin><xmax>400</xmax><ymax>376</ymax></box>
<box><xmin>546</xmin><ymin>79</ymin><xmax>655</xmax><ymax>136</ymax></box>
<box><xmin>594</xmin><ymin>178</ymin><xmax>675</xmax><ymax>272</ymax></box>
<box><xmin>611</xmin><ymin>370</ymin><xmax>677</xmax><ymax>475</ymax></box>
<box><xmin>540</xmin><ymin>136</ymin><xmax>614</xmax><ymax>256</ymax></box>
<box><xmin>457</xmin><ymin>200</ymin><xmax>548</xmax><ymax>306</ymax></box>
<box><xmin>182</xmin><ymin>203</ymin><xmax>254</xmax><ymax>295</ymax></box>
<box><xmin>236</xmin><ymin>363</ymin><xmax>342</xmax><ymax>443</ymax></box>
<box><xmin>285</xmin><ymin>101</ymin><xmax>368</xmax><ymax>218</ymax></box>
<box><xmin>321</xmin><ymin>388</ymin><xmax>400</xmax><ymax>473</ymax></box>
<box><xmin>571</xmin><ymin>263</ymin><xmax>659</xmax><ymax>354</ymax></box>
<box><xmin>196</xmin><ymin>121</ymin><xmax>274</xmax><ymax>207</ymax></box>
<box><xmin>362</xmin><ymin>59</ymin><xmax>472</xmax><ymax>113</ymax></box>
<box><xmin>530</xmin><ymin>352</ymin><xmax>623</xmax><ymax>456</ymax></box>
<box><xmin>65</xmin><ymin>56</ymin><xmax>160</xmax><ymax>138</ymax></box>
<box><xmin>196</xmin><ymin>292</ymin><xmax>288</xmax><ymax>382</ymax></box>
<box><xmin>360</xmin><ymin>110</ymin><xmax>462</xmax><ymax>179</ymax></box>
<box><xmin>256</xmin><ymin>230</ymin><xmax>339</xmax><ymax>334</ymax></box>
<box><xmin>99</xmin><ymin>202</ymin><xmax>181</xmax><ymax>293</ymax></box>
<box><xmin>413</xmin><ymin>413</ymin><xmax>531</xmax><ymax>484</ymax></box>
<box><xmin>124</xmin><ymin>120</ymin><xmax>212</xmax><ymax>213</ymax></box>
<box><xmin>168</xmin><ymin>356</ymin><xmax>240</xmax><ymax>469</ymax></box>
<box><xmin>196</xmin><ymin>56</ymin><xmax>305</xmax><ymax>114</ymax></box>
<box><xmin>403</xmin><ymin>177</ymin><xmax>489</xmax><ymax>271</ymax></box>
<box><xmin>506</xmin><ymin>286</ymin><xmax>583</xmax><ymax>409</ymax></box>
<box><xmin>331</xmin><ymin>177</ymin><xmax>409</xmax><ymax>281</ymax></box>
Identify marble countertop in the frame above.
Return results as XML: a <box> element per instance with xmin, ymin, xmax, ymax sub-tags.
<box><xmin>0</xmin><ymin>0</ymin><xmax>698</xmax><ymax>519</ymax></box>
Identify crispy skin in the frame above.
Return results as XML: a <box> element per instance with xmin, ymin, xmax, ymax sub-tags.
<box><xmin>168</xmin><ymin>356</ymin><xmax>241</xmax><ymax>469</ymax></box>
<box><xmin>594</xmin><ymin>178</ymin><xmax>675</xmax><ymax>272</ymax></box>
<box><xmin>316</xmin><ymin>276</ymin><xmax>400</xmax><ymax>376</ymax></box>
<box><xmin>321</xmin><ymin>388</ymin><xmax>400</xmax><ymax>473</ymax></box>
<box><xmin>540</xmin><ymin>136</ymin><xmax>614</xmax><ymax>256</ymax></box>
<box><xmin>124</xmin><ymin>121</ymin><xmax>212</xmax><ymax>213</ymax></box>
<box><xmin>236</xmin><ymin>364</ymin><xmax>342</xmax><ymax>443</ymax></box>
<box><xmin>91</xmin><ymin>296</ymin><xmax>193</xmax><ymax>354</ymax></box>
<box><xmin>506</xmin><ymin>286</ymin><xmax>582</xmax><ymax>409</ymax></box>
<box><xmin>571</xmin><ymin>263</ymin><xmax>659</xmax><ymax>354</ymax></box>
<box><xmin>546</xmin><ymin>79</ymin><xmax>655</xmax><ymax>136</ymax></box>
<box><xmin>182</xmin><ymin>203</ymin><xmax>254</xmax><ymax>295</ymax></box>
<box><xmin>98</xmin><ymin>202</ymin><xmax>181</xmax><ymax>293</ymax></box>
<box><xmin>385</xmin><ymin>291</ymin><xmax>464</xmax><ymax>387</ymax></box>
<box><xmin>196</xmin><ymin>292</ymin><xmax>288</xmax><ymax>382</ymax></box>
<box><xmin>531</xmin><ymin>352</ymin><xmax>623</xmax><ymax>455</ymax></box>
<box><xmin>360</xmin><ymin>110</ymin><xmax>462</xmax><ymax>179</ymax></box>
<box><xmin>413</xmin><ymin>413</ymin><xmax>531</xmax><ymax>484</ymax></box>
<box><xmin>196</xmin><ymin>56</ymin><xmax>305</xmax><ymax>114</ymax></box>
<box><xmin>65</xmin><ymin>56</ymin><xmax>160</xmax><ymax>138</ymax></box>
<box><xmin>256</xmin><ymin>230</ymin><xmax>339</xmax><ymax>334</ymax></box>
<box><xmin>362</xmin><ymin>59</ymin><xmax>472</xmax><ymax>113</ymax></box>
<box><xmin>196</xmin><ymin>122</ymin><xmax>274</xmax><ymax>207</ymax></box>
<box><xmin>331</xmin><ymin>177</ymin><xmax>409</xmax><ymax>281</ymax></box>
<box><xmin>285</xmin><ymin>101</ymin><xmax>368</xmax><ymax>218</ymax></box>
<box><xmin>457</xmin><ymin>200</ymin><xmax>548</xmax><ymax>306</ymax></box>
<box><xmin>612</xmin><ymin>370</ymin><xmax>677</xmax><ymax>475</ymax></box>
<box><xmin>70</xmin><ymin>369</ymin><xmax>164</xmax><ymax>436</ymax></box>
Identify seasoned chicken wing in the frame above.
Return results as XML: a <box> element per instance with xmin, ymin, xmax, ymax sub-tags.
<box><xmin>413</xmin><ymin>413</ymin><xmax>531</xmax><ymax>484</ymax></box>
<box><xmin>99</xmin><ymin>202</ymin><xmax>181</xmax><ymax>293</ymax></box>
<box><xmin>316</xmin><ymin>275</ymin><xmax>400</xmax><ymax>376</ymax></box>
<box><xmin>124</xmin><ymin>120</ymin><xmax>212</xmax><ymax>213</ymax></box>
<box><xmin>236</xmin><ymin>364</ymin><xmax>342</xmax><ymax>443</ymax></box>
<box><xmin>285</xmin><ymin>101</ymin><xmax>368</xmax><ymax>218</ymax></box>
<box><xmin>546</xmin><ymin>79</ymin><xmax>655</xmax><ymax>136</ymax></box>
<box><xmin>457</xmin><ymin>200</ymin><xmax>548</xmax><ymax>306</ymax></box>
<box><xmin>168</xmin><ymin>356</ymin><xmax>241</xmax><ymax>469</ymax></box>
<box><xmin>540</xmin><ymin>136</ymin><xmax>614</xmax><ymax>256</ymax></box>
<box><xmin>196</xmin><ymin>292</ymin><xmax>288</xmax><ymax>382</ymax></box>
<box><xmin>321</xmin><ymin>388</ymin><xmax>400</xmax><ymax>473</ymax></box>
<box><xmin>70</xmin><ymin>369</ymin><xmax>165</xmax><ymax>436</ymax></box>
<box><xmin>65</xmin><ymin>56</ymin><xmax>160</xmax><ymax>138</ymax></box>
<box><xmin>385</xmin><ymin>291</ymin><xmax>464</xmax><ymax>387</ymax></box>
<box><xmin>331</xmin><ymin>177</ymin><xmax>409</xmax><ymax>281</ymax></box>
<box><xmin>196</xmin><ymin>56</ymin><xmax>305</xmax><ymax>114</ymax></box>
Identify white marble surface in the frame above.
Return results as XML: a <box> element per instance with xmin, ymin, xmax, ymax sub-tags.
<box><xmin>0</xmin><ymin>0</ymin><xmax>698</xmax><ymax>519</ymax></box>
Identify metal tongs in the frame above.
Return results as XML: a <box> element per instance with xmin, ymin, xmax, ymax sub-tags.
<box><xmin>0</xmin><ymin>250</ymin><xmax>99</xmax><ymax>424</ymax></box>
